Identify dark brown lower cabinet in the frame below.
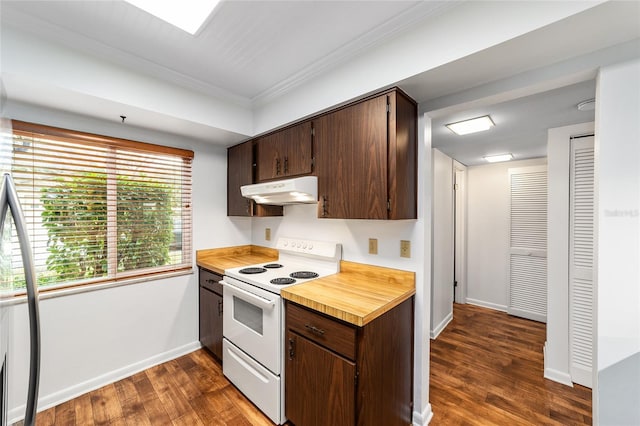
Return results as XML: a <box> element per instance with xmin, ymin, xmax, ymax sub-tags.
<box><xmin>286</xmin><ymin>331</ymin><xmax>356</xmax><ymax>426</ymax></box>
<box><xmin>199</xmin><ymin>268</ymin><xmax>223</xmax><ymax>361</ymax></box>
<box><xmin>285</xmin><ymin>297</ymin><xmax>414</xmax><ymax>426</ymax></box>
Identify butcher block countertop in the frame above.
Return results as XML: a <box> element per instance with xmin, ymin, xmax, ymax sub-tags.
<box><xmin>196</xmin><ymin>245</ymin><xmax>415</xmax><ymax>327</ymax></box>
<box><xmin>281</xmin><ymin>260</ymin><xmax>415</xmax><ymax>327</ymax></box>
<box><xmin>196</xmin><ymin>245</ymin><xmax>278</xmax><ymax>275</ymax></box>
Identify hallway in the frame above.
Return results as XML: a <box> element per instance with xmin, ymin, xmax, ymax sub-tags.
<box><xmin>430</xmin><ymin>304</ymin><xmax>592</xmax><ymax>425</ymax></box>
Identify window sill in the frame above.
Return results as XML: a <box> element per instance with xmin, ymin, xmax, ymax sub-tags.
<box><xmin>0</xmin><ymin>268</ymin><xmax>194</xmax><ymax>307</ymax></box>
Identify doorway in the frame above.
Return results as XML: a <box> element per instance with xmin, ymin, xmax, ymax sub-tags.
<box><xmin>428</xmin><ymin>79</ymin><xmax>597</xmax><ymax>390</ymax></box>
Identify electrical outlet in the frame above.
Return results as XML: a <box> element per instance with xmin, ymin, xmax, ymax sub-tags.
<box><xmin>265</xmin><ymin>228</ymin><xmax>271</xmax><ymax>241</ymax></box>
<box><xmin>368</xmin><ymin>238</ymin><xmax>378</xmax><ymax>255</ymax></box>
<box><xmin>400</xmin><ymin>240</ymin><xmax>411</xmax><ymax>258</ymax></box>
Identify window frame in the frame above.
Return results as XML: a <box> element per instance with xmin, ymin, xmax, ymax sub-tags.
<box><xmin>3</xmin><ymin>120</ymin><xmax>194</xmax><ymax>296</ymax></box>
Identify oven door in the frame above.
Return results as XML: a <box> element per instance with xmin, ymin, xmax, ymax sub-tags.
<box><xmin>222</xmin><ymin>276</ymin><xmax>282</xmax><ymax>375</ymax></box>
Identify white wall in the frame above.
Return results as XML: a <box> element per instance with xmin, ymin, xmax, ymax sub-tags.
<box><xmin>545</xmin><ymin>121</ymin><xmax>594</xmax><ymax>386</ymax></box>
<box><xmin>466</xmin><ymin>158</ymin><xmax>547</xmax><ymax>311</ymax></box>
<box><xmin>252</xmin><ymin>1</ymin><xmax>603</xmax><ymax>134</ymax></box>
<box><xmin>251</xmin><ymin>205</ymin><xmax>417</xmax><ymax>271</ymax></box>
<box><xmin>5</xmin><ymin>103</ymin><xmax>252</xmax><ymax>421</ymax></box>
<box><xmin>1</xmin><ymin>27</ymin><xmax>253</xmax><ymax>141</ymax></box>
<box><xmin>595</xmin><ymin>58</ymin><xmax>640</xmax><ymax>425</ymax></box>
<box><xmin>430</xmin><ymin>149</ymin><xmax>454</xmax><ymax>339</ymax></box>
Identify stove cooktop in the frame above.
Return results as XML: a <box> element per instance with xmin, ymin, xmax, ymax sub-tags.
<box><xmin>224</xmin><ymin>237</ymin><xmax>342</xmax><ymax>294</ymax></box>
<box><xmin>225</xmin><ymin>260</ymin><xmax>335</xmax><ymax>294</ymax></box>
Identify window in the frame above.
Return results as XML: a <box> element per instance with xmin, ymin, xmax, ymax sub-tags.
<box><xmin>1</xmin><ymin>120</ymin><xmax>193</xmax><ymax>293</ymax></box>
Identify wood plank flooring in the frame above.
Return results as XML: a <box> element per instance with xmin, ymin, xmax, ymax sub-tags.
<box><xmin>430</xmin><ymin>303</ymin><xmax>592</xmax><ymax>425</ymax></box>
<box><xmin>19</xmin><ymin>303</ymin><xmax>591</xmax><ymax>425</ymax></box>
<box><xmin>21</xmin><ymin>349</ymin><xmax>273</xmax><ymax>426</ymax></box>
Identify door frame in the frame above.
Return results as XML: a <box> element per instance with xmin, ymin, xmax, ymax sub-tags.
<box><xmin>545</xmin><ymin>121</ymin><xmax>595</xmax><ymax>387</ymax></box>
<box><xmin>453</xmin><ymin>161</ymin><xmax>467</xmax><ymax>304</ymax></box>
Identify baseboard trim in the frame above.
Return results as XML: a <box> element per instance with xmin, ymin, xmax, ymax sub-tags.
<box><xmin>9</xmin><ymin>341</ymin><xmax>202</xmax><ymax>424</ymax></box>
<box><xmin>413</xmin><ymin>403</ymin><xmax>434</xmax><ymax>425</ymax></box>
<box><xmin>544</xmin><ymin>367</ymin><xmax>574</xmax><ymax>387</ymax></box>
<box><xmin>466</xmin><ymin>298</ymin><xmax>507</xmax><ymax>312</ymax></box>
<box><xmin>430</xmin><ymin>311</ymin><xmax>453</xmax><ymax>340</ymax></box>
<box><xmin>542</xmin><ymin>341</ymin><xmax>574</xmax><ymax>387</ymax></box>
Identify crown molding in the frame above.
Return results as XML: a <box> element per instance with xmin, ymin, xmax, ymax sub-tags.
<box><xmin>2</xmin><ymin>2</ymin><xmax>462</xmax><ymax>113</ymax></box>
<box><xmin>2</xmin><ymin>8</ymin><xmax>253</xmax><ymax>109</ymax></box>
<box><xmin>251</xmin><ymin>1</ymin><xmax>463</xmax><ymax>107</ymax></box>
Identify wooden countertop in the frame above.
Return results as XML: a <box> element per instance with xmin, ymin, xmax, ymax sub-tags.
<box><xmin>281</xmin><ymin>261</ymin><xmax>415</xmax><ymax>327</ymax></box>
<box><xmin>196</xmin><ymin>245</ymin><xmax>415</xmax><ymax>327</ymax></box>
<box><xmin>196</xmin><ymin>245</ymin><xmax>278</xmax><ymax>275</ymax></box>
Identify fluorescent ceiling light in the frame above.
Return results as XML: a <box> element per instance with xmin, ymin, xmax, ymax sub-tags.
<box><xmin>446</xmin><ymin>115</ymin><xmax>495</xmax><ymax>135</ymax></box>
<box><xmin>483</xmin><ymin>154</ymin><xmax>513</xmax><ymax>163</ymax></box>
<box><xmin>124</xmin><ymin>0</ymin><xmax>220</xmax><ymax>35</ymax></box>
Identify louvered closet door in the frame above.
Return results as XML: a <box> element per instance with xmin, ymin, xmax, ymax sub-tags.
<box><xmin>570</xmin><ymin>136</ymin><xmax>594</xmax><ymax>388</ymax></box>
<box><xmin>508</xmin><ymin>166</ymin><xmax>548</xmax><ymax>323</ymax></box>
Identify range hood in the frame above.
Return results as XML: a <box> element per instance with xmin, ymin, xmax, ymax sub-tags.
<box><xmin>241</xmin><ymin>176</ymin><xmax>317</xmax><ymax>205</ymax></box>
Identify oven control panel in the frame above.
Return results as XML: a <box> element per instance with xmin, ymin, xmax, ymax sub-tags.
<box><xmin>276</xmin><ymin>237</ymin><xmax>341</xmax><ymax>260</ymax></box>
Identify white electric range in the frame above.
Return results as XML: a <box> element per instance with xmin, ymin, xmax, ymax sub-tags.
<box><xmin>221</xmin><ymin>237</ymin><xmax>341</xmax><ymax>425</ymax></box>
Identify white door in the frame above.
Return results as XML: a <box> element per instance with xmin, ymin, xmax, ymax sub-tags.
<box><xmin>508</xmin><ymin>166</ymin><xmax>547</xmax><ymax>322</ymax></box>
<box><xmin>569</xmin><ymin>135</ymin><xmax>594</xmax><ymax>388</ymax></box>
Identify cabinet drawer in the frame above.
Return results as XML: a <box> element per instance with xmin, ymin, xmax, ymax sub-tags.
<box><xmin>286</xmin><ymin>302</ymin><xmax>356</xmax><ymax>360</ymax></box>
<box><xmin>199</xmin><ymin>268</ymin><xmax>223</xmax><ymax>294</ymax></box>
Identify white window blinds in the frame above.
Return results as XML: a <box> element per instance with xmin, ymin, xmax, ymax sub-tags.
<box><xmin>3</xmin><ymin>120</ymin><xmax>193</xmax><ymax>293</ymax></box>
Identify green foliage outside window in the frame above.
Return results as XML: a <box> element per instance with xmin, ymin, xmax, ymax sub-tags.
<box><xmin>40</xmin><ymin>172</ymin><xmax>174</xmax><ymax>283</ymax></box>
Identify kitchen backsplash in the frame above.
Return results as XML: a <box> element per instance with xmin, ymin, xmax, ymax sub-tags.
<box><xmin>251</xmin><ymin>203</ymin><xmax>420</xmax><ymax>271</ymax></box>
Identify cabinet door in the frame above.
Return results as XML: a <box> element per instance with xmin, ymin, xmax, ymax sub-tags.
<box><xmin>286</xmin><ymin>332</ymin><xmax>356</xmax><ymax>426</ymax></box>
<box><xmin>315</xmin><ymin>95</ymin><xmax>388</xmax><ymax>219</ymax></box>
<box><xmin>199</xmin><ymin>287</ymin><xmax>223</xmax><ymax>360</ymax></box>
<box><xmin>387</xmin><ymin>90</ymin><xmax>417</xmax><ymax>219</ymax></box>
<box><xmin>257</xmin><ymin>121</ymin><xmax>312</xmax><ymax>182</ymax></box>
<box><xmin>227</xmin><ymin>141</ymin><xmax>282</xmax><ymax>217</ymax></box>
<box><xmin>227</xmin><ymin>141</ymin><xmax>253</xmax><ymax>216</ymax></box>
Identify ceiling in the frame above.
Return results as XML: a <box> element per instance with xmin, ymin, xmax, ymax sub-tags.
<box><xmin>432</xmin><ymin>80</ymin><xmax>596</xmax><ymax>166</ymax></box>
<box><xmin>0</xmin><ymin>1</ymin><xmax>639</xmax><ymax>163</ymax></box>
<box><xmin>0</xmin><ymin>0</ymin><xmax>454</xmax><ymax>103</ymax></box>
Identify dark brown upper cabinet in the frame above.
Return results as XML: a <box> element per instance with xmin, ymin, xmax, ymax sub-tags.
<box><xmin>227</xmin><ymin>141</ymin><xmax>282</xmax><ymax>217</ymax></box>
<box><xmin>314</xmin><ymin>89</ymin><xmax>417</xmax><ymax>220</ymax></box>
<box><xmin>256</xmin><ymin>121</ymin><xmax>313</xmax><ymax>182</ymax></box>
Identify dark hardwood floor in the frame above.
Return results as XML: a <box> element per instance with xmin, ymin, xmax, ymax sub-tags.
<box><xmin>430</xmin><ymin>303</ymin><xmax>592</xmax><ymax>425</ymax></box>
<box><xmin>22</xmin><ymin>349</ymin><xmax>273</xmax><ymax>426</ymax></box>
<box><xmin>19</xmin><ymin>303</ymin><xmax>591</xmax><ymax>425</ymax></box>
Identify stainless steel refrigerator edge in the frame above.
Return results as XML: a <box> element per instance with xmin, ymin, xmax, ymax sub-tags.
<box><xmin>1</xmin><ymin>95</ymin><xmax>42</xmax><ymax>426</ymax></box>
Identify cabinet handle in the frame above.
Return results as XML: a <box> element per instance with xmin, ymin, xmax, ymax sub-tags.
<box><xmin>246</xmin><ymin>199</ymin><xmax>251</xmax><ymax>215</ymax></box>
<box><xmin>284</xmin><ymin>157</ymin><xmax>289</xmax><ymax>174</ymax></box>
<box><xmin>218</xmin><ymin>300</ymin><xmax>223</xmax><ymax>316</ymax></box>
<box><xmin>321</xmin><ymin>196</ymin><xmax>328</xmax><ymax>217</ymax></box>
<box><xmin>304</xmin><ymin>324</ymin><xmax>325</xmax><ymax>336</ymax></box>
<box><xmin>288</xmin><ymin>337</ymin><xmax>295</xmax><ymax>360</ymax></box>
<box><xmin>206</xmin><ymin>279</ymin><xmax>216</xmax><ymax>284</ymax></box>
<box><xmin>276</xmin><ymin>158</ymin><xmax>281</xmax><ymax>175</ymax></box>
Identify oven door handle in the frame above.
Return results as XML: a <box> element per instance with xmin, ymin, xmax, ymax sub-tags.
<box><xmin>222</xmin><ymin>281</ymin><xmax>276</xmax><ymax>310</ymax></box>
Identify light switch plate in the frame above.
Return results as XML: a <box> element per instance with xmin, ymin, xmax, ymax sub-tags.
<box><xmin>400</xmin><ymin>240</ymin><xmax>411</xmax><ymax>258</ymax></box>
<box><xmin>368</xmin><ymin>238</ymin><xmax>378</xmax><ymax>255</ymax></box>
<box><xmin>265</xmin><ymin>228</ymin><xmax>271</xmax><ymax>241</ymax></box>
